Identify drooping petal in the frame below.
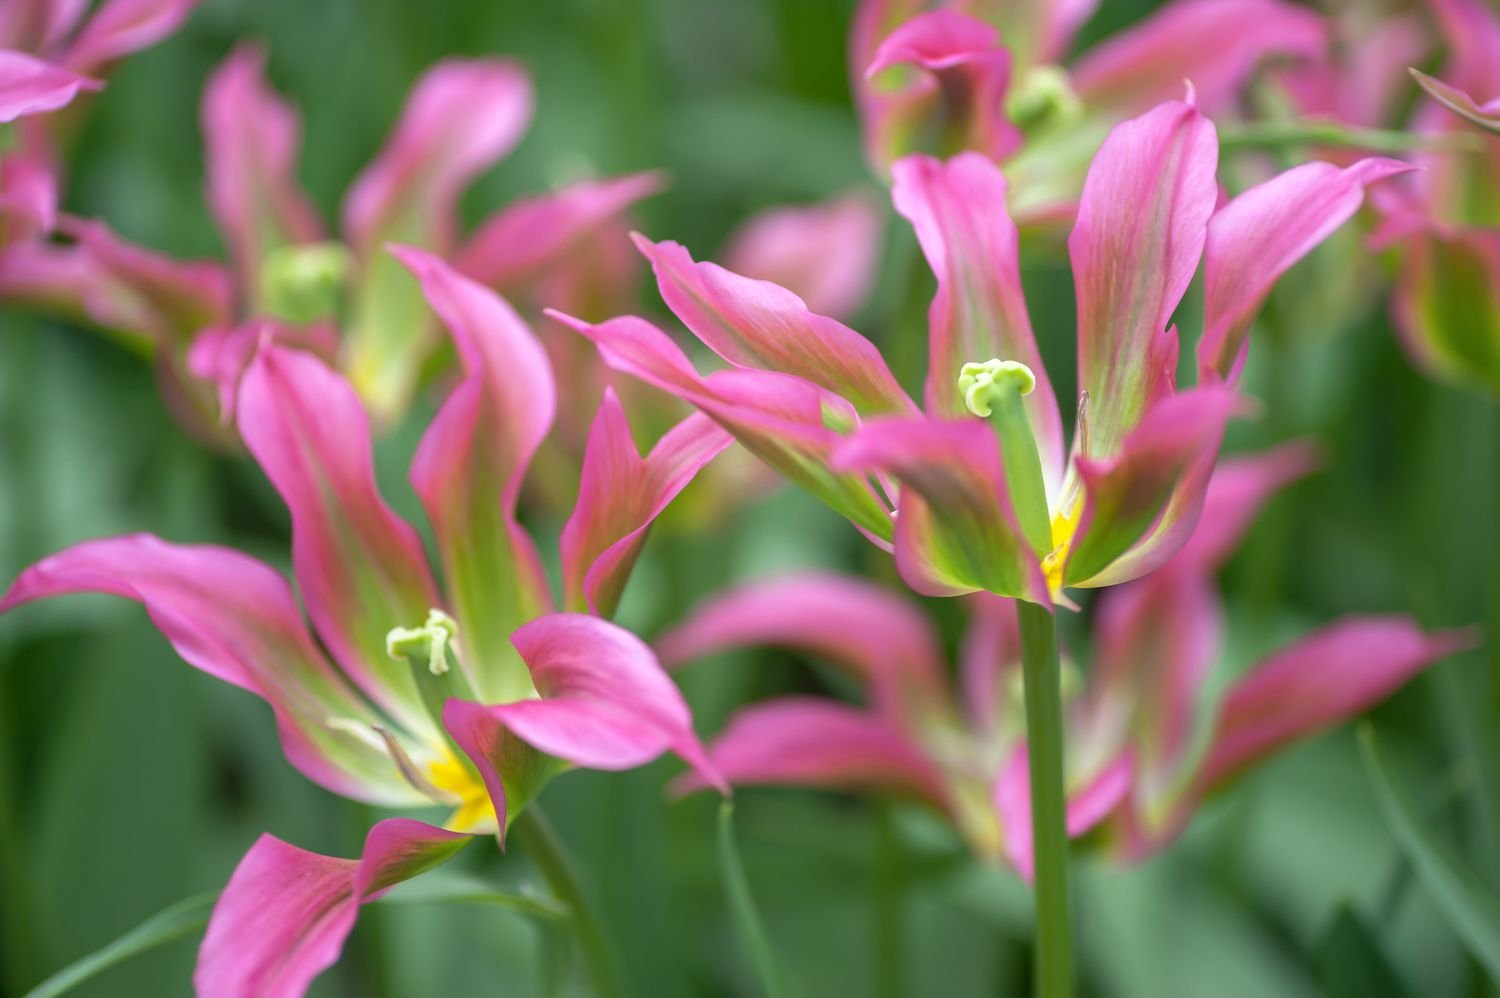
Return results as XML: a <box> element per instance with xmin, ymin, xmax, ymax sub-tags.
<box><xmin>1071</xmin><ymin>0</ymin><xmax>1326</xmax><ymax>115</ymax></box>
<box><xmin>1195</xmin><ymin>620</ymin><xmax>1471</xmax><ymax>791</ymax></box>
<box><xmin>1063</xmin><ymin>386</ymin><xmax>1240</xmax><ymax>589</ymax></box>
<box><xmin>1198</xmin><ymin>157</ymin><xmax>1413</xmax><ymax>383</ymax></box>
<box><xmin>1411</xmin><ymin>69</ymin><xmax>1500</xmax><ymax>136</ymax></box>
<box><xmin>635</xmin><ymin>235</ymin><xmax>915</xmax><ymax>417</ymax></box>
<box><xmin>0</xmin><ymin>49</ymin><xmax>98</xmax><ymax>123</ymax></box>
<box><xmin>455</xmin><ymin>171</ymin><xmax>664</xmax><ymax>293</ymax></box>
<box><xmin>994</xmin><ymin>748</ymin><xmax>1133</xmax><ymax>880</ymax></box>
<box><xmin>559</xmin><ymin>388</ymin><xmax>731</xmax><ymax>618</ymax></box>
<box><xmin>860</xmin><ymin>10</ymin><xmax>1019</xmax><ymax>171</ymax></box>
<box><xmin>834</xmin><ymin>416</ymin><xmax>1049</xmax><ymax>603</ymax></box>
<box><xmin>0</xmin><ymin>535</ymin><xmax>423</xmax><ymax>805</ymax></box>
<box><xmin>891</xmin><ymin>152</ymin><xmax>1064</xmax><ymax>492</ymax></box>
<box><xmin>656</xmin><ymin>571</ymin><xmax>947</xmax><ymax>715</ymax></box>
<box><xmin>720</xmin><ymin>189</ymin><xmax>881</xmax><ymax>321</ymax></box>
<box><xmin>1069</xmin><ymin>99</ymin><xmax>1218</xmax><ymax>458</ymax></box>
<box><xmin>237</xmin><ymin>344</ymin><xmax>443</xmax><ymax>740</ymax></box>
<box><xmin>195</xmin><ymin>819</ymin><xmax>467</xmax><ymax>998</ymax></box>
<box><xmin>201</xmin><ymin>43</ymin><xmax>324</xmax><ymax>303</ymax></box>
<box><xmin>1391</xmin><ymin>229</ymin><xmax>1500</xmax><ymax>397</ymax></box>
<box><xmin>1174</xmin><ymin>442</ymin><xmax>1320</xmax><ymax>571</ymax></box>
<box><xmin>341</xmin><ymin>59</ymin><xmax>532</xmax><ymax>418</ymax></box>
<box><xmin>58</xmin><ymin>0</ymin><xmax>200</xmax><ymax>76</ymax></box>
<box><xmin>675</xmin><ymin>697</ymin><xmax>948</xmax><ymax>808</ymax></box>
<box><xmin>552</xmin><ymin>310</ymin><xmax>895</xmax><ymax>545</ymax></box>
<box><xmin>394</xmin><ymin>246</ymin><xmax>554</xmax><ymax>703</ymax></box>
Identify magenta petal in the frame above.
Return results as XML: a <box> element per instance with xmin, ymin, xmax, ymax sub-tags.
<box><xmin>676</xmin><ymin>696</ymin><xmax>947</xmax><ymax>808</ymax></box>
<box><xmin>185</xmin><ymin>319</ymin><xmax>339</xmax><ymax>425</ymax></box>
<box><xmin>58</xmin><ymin>0</ymin><xmax>200</xmax><ymax>75</ymax></box>
<box><xmin>891</xmin><ymin>152</ymin><xmax>1064</xmax><ymax>489</ymax></box>
<box><xmin>635</xmin><ymin>234</ymin><xmax>915</xmax><ymax>416</ymax></box>
<box><xmin>1069</xmin><ymin>99</ymin><xmax>1218</xmax><ymax>457</ymax></box>
<box><xmin>0</xmin><ymin>152</ymin><xmax>57</xmax><ymax>244</ymax></box>
<box><xmin>836</xmin><ymin>416</ymin><xmax>1049</xmax><ymax>603</ymax></box>
<box><xmin>195</xmin><ymin>819</ymin><xmax>467</xmax><ymax>998</ymax></box>
<box><xmin>201</xmin><ymin>44</ymin><xmax>324</xmax><ymax>300</ymax></box>
<box><xmin>1199</xmin><ymin>157</ymin><xmax>1413</xmax><ymax>383</ymax></box>
<box><xmin>1175</xmin><ymin>442</ymin><xmax>1320</xmax><ymax>570</ymax></box>
<box><xmin>0</xmin><ymin>534</ymin><xmax>423</xmax><ymax>805</ymax></box>
<box><xmin>0</xmin><ymin>49</ymin><xmax>99</xmax><ymax>123</ymax></box>
<box><xmin>1197</xmin><ymin>620</ymin><xmax>1471</xmax><ymax>791</ymax></box>
<box><xmin>720</xmin><ymin>189</ymin><xmax>881</xmax><ymax>321</ymax></box>
<box><xmin>237</xmin><ymin>344</ymin><xmax>443</xmax><ymax>739</ymax></box>
<box><xmin>560</xmin><ymin>388</ymin><xmax>731</xmax><ymax>618</ymax></box>
<box><xmin>656</xmin><ymin>571</ymin><xmax>947</xmax><ymax>715</ymax></box>
<box><xmin>995</xmin><ymin>748</ymin><xmax>1133</xmax><ymax>881</ymax></box>
<box><xmin>1072</xmin><ymin>0</ymin><xmax>1326</xmax><ymax>115</ymax></box>
<box><xmin>0</xmin><ymin>0</ymin><xmax>89</xmax><ymax>53</ymax></box>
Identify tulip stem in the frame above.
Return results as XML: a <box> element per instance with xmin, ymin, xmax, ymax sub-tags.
<box><xmin>1016</xmin><ymin>599</ymin><xmax>1073</xmax><ymax>998</ymax></box>
<box><xmin>512</xmin><ymin>808</ymin><xmax>624</xmax><ymax>998</ymax></box>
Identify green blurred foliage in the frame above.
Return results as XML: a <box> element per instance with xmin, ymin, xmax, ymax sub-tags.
<box><xmin>2</xmin><ymin>0</ymin><xmax>1498</xmax><ymax>996</ymax></box>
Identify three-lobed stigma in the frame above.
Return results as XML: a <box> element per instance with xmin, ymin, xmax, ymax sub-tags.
<box><xmin>958</xmin><ymin>359</ymin><xmax>1037</xmax><ymax>418</ymax></box>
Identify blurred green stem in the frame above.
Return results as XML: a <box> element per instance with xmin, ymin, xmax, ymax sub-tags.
<box><xmin>512</xmin><ymin>808</ymin><xmax>623</xmax><ymax>998</ymax></box>
<box><xmin>1017</xmin><ymin>600</ymin><xmax>1072</xmax><ymax>998</ymax></box>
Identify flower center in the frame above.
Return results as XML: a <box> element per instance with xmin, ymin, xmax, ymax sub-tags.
<box><xmin>427</xmin><ymin>750</ymin><xmax>497</xmax><ymax>833</ymax></box>
<box><xmin>259</xmin><ymin>241</ymin><xmax>351</xmax><ymax>324</ymax></box>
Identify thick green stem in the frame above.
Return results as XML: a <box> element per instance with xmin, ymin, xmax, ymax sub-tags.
<box><xmin>1017</xmin><ymin>600</ymin><xmax>1073</xmax><ymax>998</ymax></box>
<box><xmin>512</xmin><ymin>808</ymin><xmax>623</xmax><ymax>998</ymax></box>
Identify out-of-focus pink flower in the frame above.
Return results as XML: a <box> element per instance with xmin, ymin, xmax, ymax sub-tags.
<box><xmin>557</xmin><ymin>99</ymin><xmax>1406</xmax><ymax>604</ymax></box>
<box><xmin>0</xmin><ymin>252</ymin><xmax>729</xmax><ymax>996</ymax></box>
<box><xmin>664</xmin><ymin>446</ymin><xmax>1465</xmax><ymax>873</ymax></box>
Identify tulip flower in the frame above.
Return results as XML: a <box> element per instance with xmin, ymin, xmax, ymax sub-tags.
<box><xmin>661</xmin><ymin>445</ymin><xmax>1466</xmax><ymax>872</ymax></box>
<box><xmin>0</xmin><ymin>42</ymin><xmax>661</xmax><ymax>441</ymax></box>
<box><xmin>0</xmin><ymin>251</ymin><xmax>729</xmax><ymax>996</ymax></box>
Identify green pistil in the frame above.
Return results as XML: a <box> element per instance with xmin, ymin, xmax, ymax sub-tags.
<box><xmin>387</xmin><ymin>609</ymin><xmax>469</xmax><ymax>729</ymax></box>
<box><xmin>958</xmin><ymin>359</ymin><xmax>1052</xmax><ymax>556</ymax></box>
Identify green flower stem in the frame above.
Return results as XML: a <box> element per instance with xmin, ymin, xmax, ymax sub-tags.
<box><xmin>1017</xmin><ymin>599</ymin><xmax>1073</xmax><ymax>998</ymax></box>
<box><xmin>1218</xmin><ymin>119</ymin><xmax>1481</xmax><ymax>154</ymax></box>
<box><xmin>511</xmin><ymin>808</ymin><xmax>624</xmax><ymax>998</ymax></box>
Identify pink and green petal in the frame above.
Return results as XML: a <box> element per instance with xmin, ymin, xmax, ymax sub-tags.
<box><xmin>720</xmin><ymin>189</ymin><xmax>881</xmax><ymax>321</ymax></box>
<box><xmin>891</xmin><ymin>152</ymin><xmax>1064</xmax><ymax>490</ymax></box>
<box><xmin>1199</xmin><ymin>158</ymin><xmax>1412</xmax><ymax>383</ymax></box>
<box><xmin>635</xmin><ymin>235</ymin><xmax>916</xmax><ymax>417</ymax></box>
<box><xmin>994</xmin><ymin>748</ymin><xmax>1133</xmax><ymax>881</ymax></box>
<box><xmin>57</xmin><ymin>0</ymin><xmax>200</xmax><ymax>75</ymax></box>
<box><xmin>195</xmin><ymin>819</ymin><xmax>467</xmax><ymax>998</ymax></box>
<box><xmin>237</xmin><ymin>344</ymin><xmax>443</xmax><ymax>739</ymax></box>
<box><xmin>1069</xmin><ymin>98</ymin><xmax>1217</xmax><ymax>458</ymax></box>
<box><xmin>0</xmin><ymin>49</ymin><xmax>98</xmax><ymax>122</ymax></box>
<box><xmin>341</xmin><ymin>59</ymin><xmax>532</xmax><ymax>419</ymax></box>
<box><xmin>1411</xmin><ymin>69</ymin><xmax>1500</xmax><ymax>136</ymax></box>
<box><xmin>835</xmin><ymin>416</ymin><xmax>1049</xmax><ymax>603</ymax></box>
<box><xmin>559</xmin><ymin>388</ymin><xmax>731</xmax><ymax>618</ymax></box>
<box><xmin>0</xmin><ymin>534</ymin><xmax>424</xmax><ymax>805</ymax></box>
<box><xmin>185</xmin><ymin>319</ymin><xmax>339</xmax><ymax>425</ymax></box>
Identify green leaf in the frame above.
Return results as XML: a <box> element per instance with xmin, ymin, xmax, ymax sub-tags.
<box><xmin>23</xmin><ymin>892</ymin><xmax>216</xmax><ymax>998</ymax></box>
<box><xmin>718</xmin><ymin>802</ymin><xmax>792</xmax><ymax>998</ymax></box>
<box><xmin>375</xmin><ymin>869</ymin><xmax>569</xmax><ymax>921</ymax></box>
<box><xmin>1314</xmin><ymin>903</ymin><xmax>1412</xmax><ymax>998</ymax></box>
<box><xmin>1359</xmin><ymin>726</ymin><xmax>1500</xmax><ymax>983</ymax></box>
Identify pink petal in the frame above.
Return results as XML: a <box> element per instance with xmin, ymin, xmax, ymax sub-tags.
<box><xmin>394</xmin><ymin>246</ymin><xmax>555</xmax><ymax>701</ymax></box>
<box><xmin>891</xmin><ymin>152</ymin><xmax>1064</xmax><ymax>491</ymax></box>
<box><xmin>675</xmin><ymin>696</ymin><xmax>947</xmax><ymax>808</ymax></box>
<box><xmin>201</xmin><ymin>43</ymin><xmax>324</xmax><ymax>301</ymax></box>
<box><xmin>656</xmin><ymin>571</ymin><xmax>947</xmax><ymax>715</ymax></box>
<box><xmin>59</xmin><ymin>0</ymin><xmax>200</xmax><ymax>76</ymax></box>
<box><xmin>1069</xmin><ymin>98</ymin><xmax>1218</xmax><ymax>458</ymax></box>
<box><xmin>0</xmin><ymin>151</ymin><xmax>57</xmax><ymax>244</ymax></box>
<box><xmin>456</xmin><ymin>171</ymin><xmax>664</xmax><ymax>292</ymax></box>
<box><xmin>1197</xmin><ymin>620</ymin><xmax>1473</xmax><ymax>790</ymax></box>
<box><xmin>995</xmin><ymin>748</ymin><xmax>1133</xmax><ymax>881</ymax></box>
<box><xmin>720</xmin><ymin>189</ymin><xmax>881</xmax><ymax>321</ymax></box>
<box><xmin>861</xmin><ymin>10</ymin><xmax>1019</xmax><ymax>170</ymax></box>
<box><xmin>0</xmin><ymin>534</ymin><xmax>423</xmax><ymax>805</ymax></box>
<box><xmin>0</xmin><ymin>49</ymin><xmax>98</xmax><ymax>123</ymax></box>
<box><xmin>1199</xmin><ymin>157</ymin><xmax>1414</xmax><ymax>383</ymax></box>
<box><xmin>237</xmin><ymin>344</ymin><xmax>443</xmax><ymax>740</ymax></box>
<box><xmin>1412</xmin><ymin>69</ymin><xmax>1500</xmax><ymax>135</ymax></box>
<box><xmin>551</xmin><ymin>310</ymin><xmax>896</xmax><ymax>545</ymax></box>
<box><xmin>1072</xmin><ymin>0</ymin><xmax>1326</xmax><ymax>115</ymax></box>
<box><xmin>559</xmin><ymin>388</ymin><xmax>731</xmax><ymax>617</ymax></box>
<box><xmin>1175</xmin><ymin>441</ymin><xmax>1320</xmax><ymax>570</ymax></box>
<box><xmin>185</xmin><ymin>319</ymin><xmax>339</xmax><ymax>425</ymax></box>
<box><xmin>195</xmin><ymin>819</ymin><xmax>467</xmax><ymax>998</ymax></box>
<box><xmin>1429</xmin><ymin>0</ymin><xmax>1500</xmax><ymax>104</ymax></box>
<box><xmin>0</xmin><ymin>0</ymin><xmax>89</xmax><ymax>53</ymax></box>
<box><xmin>634</xmin><ymin>234</ymin><xmax>916</xmax><ymax>416</ymax></box>
<box><xmin>834</xmin><ymin>416</ymin><xmax>1049</xmax><ymax>603</ymax></box>
<box><xmin>958</xmin><ymin>593</ymin><xmax>1020</xmax><ymax>735</ymax></box>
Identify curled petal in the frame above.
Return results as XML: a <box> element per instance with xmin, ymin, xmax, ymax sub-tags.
<box><xmin>656</xmin><ymin>571</ymin><xmax>947</xmax><ymax>714</ymax></box>
<box><xmin>0</xmin><ymin>50</ymin><xmax>99</xmax><ymax>123</ymax></box>
<box><xmin>395</xmin><ymin>246</ymin><xmax>554</xmax><ymax>702</ymax></box>
<box><xmin>1391</xmin><ymin>230</ymin><xmax>1500</xmax><ymax>397</ymax></box>
<box><xmin>635</xmin><ymin>234</ymin><xmax>915</xmax><ymax>416</ymax></box>
<box><xmin>1072</xmin><ymin>0</ymin><xmax>1326</xmax><ymax>115</ymax></box>
<box><xmin>994</xmin><ymin>748</ymin><xmax>1133</xmax><ymax>881</ymax></box>
<box><xmin>238</xmin><ymin>344</ymin><xmax>443</xmax><ymax>740</ymax></box>
<box><xmin>891</xmin><ymin>152</ymin><xmax>1064</xmax><ymax>492</ymax></box>
<box><xmin>675</xmin><ymin>697</ymin><xmax>947</xmax><ymax>809</ymax></box>
<box><xmin>0</xmin><ymin>535</ymin><xmax>422</xmax><ymax>805</ymax></box>
<box><xmin>1070</xmin><ymin>99</ymin><xmax>1217</xmax><ymax>457</ymax></box>
<box><xmin>1199</xmin><ymin>157</ymin><xmax>1413</xmax><ymax>383</ymax></box>
<box><xmin>560</xmin><ymin>388</ymin><xmax>731</xmax><ymax>618</ymax></box>
<box><xmin>720</xmin><ymin>189</ymin><xmax>881</xmax><ymax>321</ymax></box>
<box><xmin>835</xmin><ymin>416</ymin><xmax>1049</xmax><ymax>603</ymax></box>
<box><xmin>195</xmin><ymin>819</ymin><xmax>467</xmax><ymax>998</ymax></box>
